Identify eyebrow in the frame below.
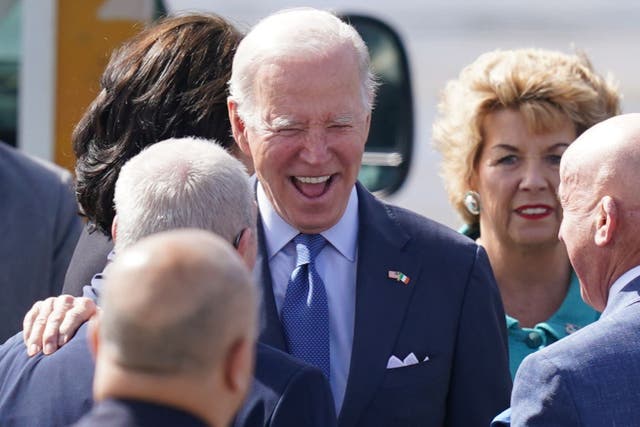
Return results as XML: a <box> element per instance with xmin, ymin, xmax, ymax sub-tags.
<box><xmin>490</xmin><ymin>142</ymin><xmax>571</xmax><ymax>152</ymax></box>
<box><xmin>269</xmin><ymin>116</ymin><xmax>301</xmax><ymax>129</ymax></box>
<box><xmin>332</xmin><ymin>115</ymin><xmax>356</xmax><ymax>125</ymax></box>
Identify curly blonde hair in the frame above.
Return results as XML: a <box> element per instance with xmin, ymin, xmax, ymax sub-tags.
<box><xmin>432</xmin><ymin>48</ymin><xmax>620</xmax><ymax>225</ymax></box>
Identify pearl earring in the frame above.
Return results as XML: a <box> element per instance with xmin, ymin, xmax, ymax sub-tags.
<box><xmin>463</xmin><ymin>191</ymin><xmax>481</xmax><ymax>216</ymax></box>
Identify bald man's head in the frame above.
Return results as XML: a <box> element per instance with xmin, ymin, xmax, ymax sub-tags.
<box><xmin>559</xmin><ymin>113</ymin><xmax>640</xmax><ymax>310</ymax></box>
<box><xmin>561</xmin><ymin>113</ymin><xmax>640</xmax><ymax>202</ymax></box>
<box><xmin>100</xmin><ymin>229</ymin><xmax>257</xmax><ymax>376</ymax></box>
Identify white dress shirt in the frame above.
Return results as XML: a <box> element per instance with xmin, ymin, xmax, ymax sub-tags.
<box><xmin>257</xmin><ymin>183</ymin><xmax>358</xmax><ymax>414</ymax></box>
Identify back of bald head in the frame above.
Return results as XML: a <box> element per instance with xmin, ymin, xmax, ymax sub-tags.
<box><xmin>100</xmin><ymin>229</ymin><xmax>257</xmax><ymax>376</ymax></box>
<box><xmin>562</xmin><ymin>113</ymin><xmax>640</xmax><ymax>208</ymax></box>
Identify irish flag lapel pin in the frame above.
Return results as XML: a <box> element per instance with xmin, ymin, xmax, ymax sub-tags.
<box><xmin>388</xmin><ymin>270</ymin><xmax>410</xmax><ymax>285</ymax></box>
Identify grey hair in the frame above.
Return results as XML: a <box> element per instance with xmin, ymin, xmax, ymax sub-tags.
<box><xmin>113</xmin><ymin>137</ymin><xmax>255</xmax><ymax>253</ymax></box>
<box><xmin>228</xmin><ymin>7</ymin><xmax>378</xmax><ymax>126</ymax></box>
<box><xmin>101</xmin><ymin>230</ymin><xmax>256</xmax><ymax>375</ymax></box>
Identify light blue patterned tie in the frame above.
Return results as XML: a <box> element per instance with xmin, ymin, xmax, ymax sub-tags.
<box><xmin>281</xmin><ymin>233</ymin><xmax>330</xmax><ymax>380</ymax></box>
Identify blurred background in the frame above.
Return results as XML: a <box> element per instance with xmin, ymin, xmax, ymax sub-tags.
<box><xmin>2</xmin><ymin>0</ymin><xmax>639</xmax><ymax>227</ymax></box>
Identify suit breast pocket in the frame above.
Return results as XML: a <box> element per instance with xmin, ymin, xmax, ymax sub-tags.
<box><xmin>382</xmin><ymin>360</ymin><xmax>439</xmax><ymax>388</ymax></box>
<box><xmin>359</xmin><ymin>358</ymin><xmax>450</xmax><ymax>427</ymax></box>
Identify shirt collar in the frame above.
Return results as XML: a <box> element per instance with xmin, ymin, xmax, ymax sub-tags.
<box><xmin>606</xmin><ymin>264</ymin><xmax>640</xmax><ymax>307</ymax></box>
<box><xmin>257</xmin><ymin>182</ymin><xmax>358</xmax><ymax>261</ymax></box>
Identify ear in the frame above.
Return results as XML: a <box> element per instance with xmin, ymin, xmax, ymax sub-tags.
<box><xmin>111</xmin><ymin>215</ymin><xmax>118</xmax><ymax>243</ymax></box>
<box><xmin>228</xmin><ymin>98</ymin><xmax>252</xmax><ymax>157</ymax></box>
<box><xmin>363</xmin><ymin>113</ymin><xmax>372</xmax><ymax>146</ymax></box>
<box><xmin>236</xmin><ymin>227</ymin><xmax>257</xmax><ymax>270</ymax></box>
<box><xmin>594</xmin><ymin>196</ymin><xmax>617</xmax><ymax>247</ymax></box>
<box><xmin>224</xmin><ymin>337</ymin><xmax>255</xmax><ymax>396</ymax></box>
<box><xmin>87</xmin><ymin>311</ymin><xmax>101</xmax><ymax>360</ymax></box>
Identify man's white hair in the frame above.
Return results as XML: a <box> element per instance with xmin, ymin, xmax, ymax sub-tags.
<box><xmin>113</xmin><ymin>137</ymin><xmax>254</xmax><ymax>252</ymax></box>
<box><xmin>228</xmin><ymin>7</ymin><xmax>378</xmax><ymax>126</ymax></box>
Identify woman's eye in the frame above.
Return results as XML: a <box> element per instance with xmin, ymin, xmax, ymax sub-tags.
<box><xmin>495</xmin><ymin>155</ymin><xmax>518</xmax><ymax>165</ymax></box>
<box><xmin>547</xmin><ymin>154</ymin><xmax>563</xmax><ymax>165</ymax></box>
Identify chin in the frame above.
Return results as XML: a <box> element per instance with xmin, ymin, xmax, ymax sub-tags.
<box><xmin>512</xmin><ymin>233</ymin><xmax>561</xmax><ymax>249</ymax></box>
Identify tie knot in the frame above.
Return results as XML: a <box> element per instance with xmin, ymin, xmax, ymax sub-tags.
<box><xmin>293</xmin><ymin>234</ymin><xmax>326</xmax><ymax>266</ymax></box>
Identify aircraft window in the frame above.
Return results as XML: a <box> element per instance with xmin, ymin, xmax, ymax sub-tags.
<box><xmin>341</xmin><ymin>14</ymin><xmax>414</xmax><ymax>195</ymax></box>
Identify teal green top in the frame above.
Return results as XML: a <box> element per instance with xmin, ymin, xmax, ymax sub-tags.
<box><xmin>460</xmin><ymin>224</ymin><xmax>600</xmax><ymax>378</ymax></box>
<box><xmin>506</xmin><ymin>272</ymin><xmax>599</xmax><ymax>377</ymax></box>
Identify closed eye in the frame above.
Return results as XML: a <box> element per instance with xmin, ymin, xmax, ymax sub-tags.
<box><xmin>275</xmin><ymin>127</ymin><xmax>303</xmax><ymax>136</ymax></box>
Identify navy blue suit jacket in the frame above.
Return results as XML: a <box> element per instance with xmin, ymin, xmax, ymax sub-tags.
<box><xmin>0</xmin><ymin>141</ymin><xmax>82</xmax><ymax>341</ymax></box>
<box><xmin>256</xmin><ymin>182</ymin><xmax>512</xmax><ymax>427</ymax></box>
<box><xmin>235</xmin><ymin>344</ymin><xmax>336</xmax><ymax>427</ymax></box>
<box><xmin>511</xmin><ymin>276</ymin><xmax>640</xmax><ymax>426</ymax></box>
<box><xmin>0</xmin><ymin>323</ymin><xmax>94</xmax><ymax>426</ymax></box>
<box><xmin>0</xmin><ymin>326</ymin><xmax>335</xmax><ymax>427</ymax></box>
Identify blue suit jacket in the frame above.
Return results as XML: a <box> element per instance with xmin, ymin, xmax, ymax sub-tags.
<box><xmin>0</xmin><ymin>142</ymin><xmax>82</xmax><ymax>341</ymax></box>
<box><xmin>235</xmin><ymin>344</ymin><xmax>337</xmax><ymax>427</ymax></box>
<box><xmin>0</xmin><ymin>323</ymin><xmax>94</xmax><ymax>426</ymax></box>
<box><xmin>256</xmin><ymin>182</ymin><xmax>512</xmax><ymax>427</ymax></box>
<box><xmin>0</xmin><ymin>325</ymin><xmax>335</xmax><ymax>427</ymax></box>
<box><xmin>511</xmin><ymin>276</ymin><xmax>640</xmax><ymax>426</ymax></box>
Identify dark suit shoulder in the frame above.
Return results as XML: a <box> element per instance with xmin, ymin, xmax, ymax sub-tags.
<box><xmin>513</xmin><ymin>305</ymin><xmax>640</xmax><ymax>426</ymax></box>
<box><xmin>0</xmin><ymin>141</ymin><xmax>74</xmax><ymax>199</ymax></box>
<box><xmin>371</xmin><ymin>197</ymin><xmax>485</xmax><ymax>290</ymax></box>
<box><xmin>385</xmin><ymin>202</ymin><xmax>475</xmax><ymax>248</ymax></box>
<box><xmin>235</xmin><ymin>343</ymin><xmax>336</xmax><ymax>427</ymax></box>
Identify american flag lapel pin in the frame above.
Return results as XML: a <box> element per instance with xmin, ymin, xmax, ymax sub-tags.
<box><xmin>388</xmin><ymin>270</ymin><xmax>410</xmax><ymax>285</ymax></box>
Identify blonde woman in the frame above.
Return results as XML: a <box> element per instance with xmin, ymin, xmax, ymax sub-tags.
<box><xmin>433</xmin><ymin>48</ymin><xmax>620</xmax><ymax>376</ymax></box>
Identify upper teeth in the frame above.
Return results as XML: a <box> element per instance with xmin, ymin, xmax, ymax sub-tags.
<box><xmin>521</xmin><ymin>208</ymin><xmax>547</xmax><ymax>214</ymax></box>
<box><xmin>296</xmin><ymin>176</ymin><xmax>330</xmax><ymax>184</ymax></box>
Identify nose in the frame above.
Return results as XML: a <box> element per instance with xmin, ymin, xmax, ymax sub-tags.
<box><xmin>519</xmin><ymin>160</ymin><xmax>549</xmax><ymax>192</ymax></box>
<box><xmin>299</xmin><ymin>128</ymin><xmax>330</xmax><ymax>164</ymax></box>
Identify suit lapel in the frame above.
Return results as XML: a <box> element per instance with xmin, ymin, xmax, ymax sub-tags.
<box><xmin>252</xmin><ymin>176</ymin><xmax>287</xmax><ymax>351</ymax></box>
<box><xmin>339</xmin><ymin>183</ymin><xmax>423</xmax><ymax>426</ymax></box>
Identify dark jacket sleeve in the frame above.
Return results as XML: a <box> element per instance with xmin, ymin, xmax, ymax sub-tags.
<box><xmin>268</xmin><ymin>365</ymin><xmax>337</xmax><ymax>427</ymax></box>
<box><xmin>445</xmin><ymin>245</ymin><xmax>512</xmax><ymax>427</ymax></box>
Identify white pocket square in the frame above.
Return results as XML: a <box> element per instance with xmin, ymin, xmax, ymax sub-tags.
<box><xmin>386</xmin><ymin>352</ymin><xmax>429</xmax><ymax>369</ymax></box>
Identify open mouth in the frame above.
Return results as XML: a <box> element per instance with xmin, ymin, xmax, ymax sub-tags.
<box><xmin>291</xmin><ymin>175</ymin><xmax>333</xmax><ymax>198</ymax></box>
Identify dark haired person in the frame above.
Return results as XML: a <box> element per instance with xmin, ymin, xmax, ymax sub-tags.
<box><xmin>63</xmin><ymin>12</ymin><xmax>249</xmax><ymax>300</ymax></box>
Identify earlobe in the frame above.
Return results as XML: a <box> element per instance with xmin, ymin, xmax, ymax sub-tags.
<box><xmin>363</xmin><ymin>113</ymin><xmax>372</xmax><ymax>145</ymax></box>
<box><xmin>594</xmin><ymin>196</ymin><xmax>616</xmax><ymax>247</ymax></box>
<box><xmin>228</xmin><ymin>99</ymin><xmax>251</xmax><ymax>156</ymax></box>
<box><xmin>236</xmin><ymin>227</ymin><xmax>257</xmax><ymax>270</ymax></box>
